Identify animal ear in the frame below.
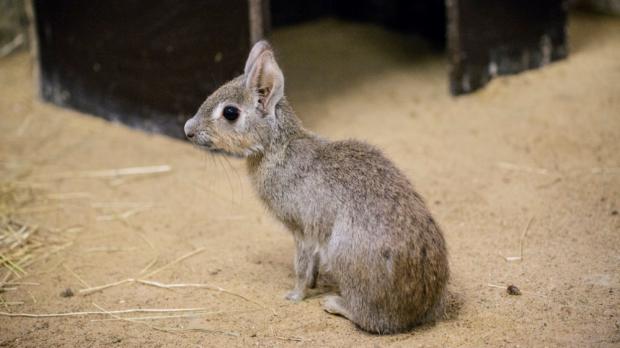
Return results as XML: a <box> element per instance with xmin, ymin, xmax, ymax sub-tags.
<box><xmin>245</xmin><ymin>48</ymin><xmax>284</xmax><ymax>117</ymax></box>
<box><xmin>244</xmin><ymin>40</ymin><xmax>271</xmax><ymax>76</ymax></box>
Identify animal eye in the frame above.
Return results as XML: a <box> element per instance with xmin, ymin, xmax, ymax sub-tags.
<box><xmin>222</xmin><ymin>105</ymin><xmax>240</xmax><ymax>121</ymax></box>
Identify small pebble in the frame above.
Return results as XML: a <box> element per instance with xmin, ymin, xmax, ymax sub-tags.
<box><xmin>60</xmin><ymin>288</ymin><xmax>74</xmax><ymax>298</ymax></box>
<box><xmin>507</xmin><ymin>284</ymin><xmax>521</xmax><ymax>296</ymax></box>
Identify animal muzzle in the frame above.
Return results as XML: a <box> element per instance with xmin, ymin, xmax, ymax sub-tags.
<box><xmin>184</xmin><ymin>117</ymin><xmax>199</xmax><ymax>140</ymax></box>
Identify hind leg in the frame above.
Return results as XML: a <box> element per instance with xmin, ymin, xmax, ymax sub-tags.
<box><xmin>322</xmin><ymin>295</ymin><xmax>353</xmax><ymax>321</ymax></box>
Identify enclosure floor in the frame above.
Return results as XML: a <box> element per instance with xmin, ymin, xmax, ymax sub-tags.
<box><xmin>1</xmin><ymin>13</ymin><xmax>619</xmax><ymax>347</ymax></box>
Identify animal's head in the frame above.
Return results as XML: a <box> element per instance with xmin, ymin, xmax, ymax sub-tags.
<box><xmin>184</xmin><ymin>41</ymin><xmax>285</xmax><ymax>157</ymax></box>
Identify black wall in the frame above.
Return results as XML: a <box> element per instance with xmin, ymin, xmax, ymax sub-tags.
<box><xmin>271</xmin><ymin>0</ymin><xmax>446</xmax><ymax>47</ymax></box>
<box><xmin>35</xmin><ymin>0</ymin><xmax>250</xmax><ymax>138</ymax></box>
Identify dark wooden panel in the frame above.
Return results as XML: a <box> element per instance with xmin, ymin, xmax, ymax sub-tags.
<box><xmin>34</xmin><ymin>0</ymin><xmax>251</xmax><ymax>138</ymax></box>
<box><xmin>447</xmin><ymin>0</ymin><xmax>568</xmax><ymax>95</ymax></box>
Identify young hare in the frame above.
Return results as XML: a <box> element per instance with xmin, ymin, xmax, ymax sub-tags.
<box><xmin>184</xmin><ymin>41</ymin><xmax>449</xmax><ymax>334</ymax></box>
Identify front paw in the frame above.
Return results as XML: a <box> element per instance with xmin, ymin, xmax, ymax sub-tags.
<box><xmin>285</xmin><ymin>290</ymin><xmax>306</xmax><ymax>302</ymax></box>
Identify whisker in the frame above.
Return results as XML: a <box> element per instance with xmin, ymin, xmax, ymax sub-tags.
<box><xmin>215</xmin><ymin>154</ymin><xmax>235</xmax><ymax>204</ymax></box>
<box><xmin>222</xmin><ymin>156</ymin><xmax>243</xmax><ymax>204</ymax></box>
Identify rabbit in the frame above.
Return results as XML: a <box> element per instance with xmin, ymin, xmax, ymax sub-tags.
<box><xmin>184</xmin><ymin>40</ymin><xmax>449</xmax><ymax>334</ymax></box>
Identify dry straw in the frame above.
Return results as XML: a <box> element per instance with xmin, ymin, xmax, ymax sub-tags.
<box><xmin>0</xmin><ymin>164</ymin><xmax>172</xmax><ymax>292</ymax></box>
<box><xmin>0</xmin><ymin>179</ymin><xmax>74</xmax><ymax>294</ymax></box>
<box><xmin>0</xmin><ymin>164</ymin><xmax>279</xmax><ymax>337</ymax></box>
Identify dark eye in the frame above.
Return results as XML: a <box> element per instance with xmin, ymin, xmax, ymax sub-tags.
<box><xmin>222</xmin><ymin>105</ymin><xmax>240</xmax><ymax>122</ymax></box>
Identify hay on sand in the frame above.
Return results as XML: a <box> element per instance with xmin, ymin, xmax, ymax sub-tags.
<box><xmin>0</xmin><ymin>178</ymin><xmax>73</xmax><ymax>296</ymax></box>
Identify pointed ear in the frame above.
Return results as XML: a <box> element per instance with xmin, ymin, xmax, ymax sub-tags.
<box><xmin>244</xmin><ymin>40</ymin><xmax>271</xmax><ymax>76</ymax></box>
<box><xmin>245</xmin><ymin>49</ymin><xmax>284</xmax><ymax>117</ymax></box>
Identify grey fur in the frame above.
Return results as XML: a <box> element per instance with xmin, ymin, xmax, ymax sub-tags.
<box><xmin>184</xmin><ymin>41</ymin><xmax>449</xmax><ymax>334</ymax></box>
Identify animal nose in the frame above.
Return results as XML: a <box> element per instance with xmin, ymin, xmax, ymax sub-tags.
<box><xmin>184</xmin><ymin>117</ymin><xmax>197</xmax><ymax>139</ymax></box>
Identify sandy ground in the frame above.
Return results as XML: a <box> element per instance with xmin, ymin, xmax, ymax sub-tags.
<box><xmin>0</xmin><ymin>12</ymin><xmax>619</xmax><ymax>347</ymax></box>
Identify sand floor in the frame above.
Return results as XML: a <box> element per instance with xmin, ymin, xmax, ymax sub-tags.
<box><xmin>0</xmin><ymin>12</ymin><xmax>619</xmax><ymax>347</ymax></box>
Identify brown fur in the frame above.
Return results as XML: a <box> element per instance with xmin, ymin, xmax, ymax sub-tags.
<box><xmin>184</xmin><ymin>41</ymin><xmax>449</xmax><ymax>334</ymax></box>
